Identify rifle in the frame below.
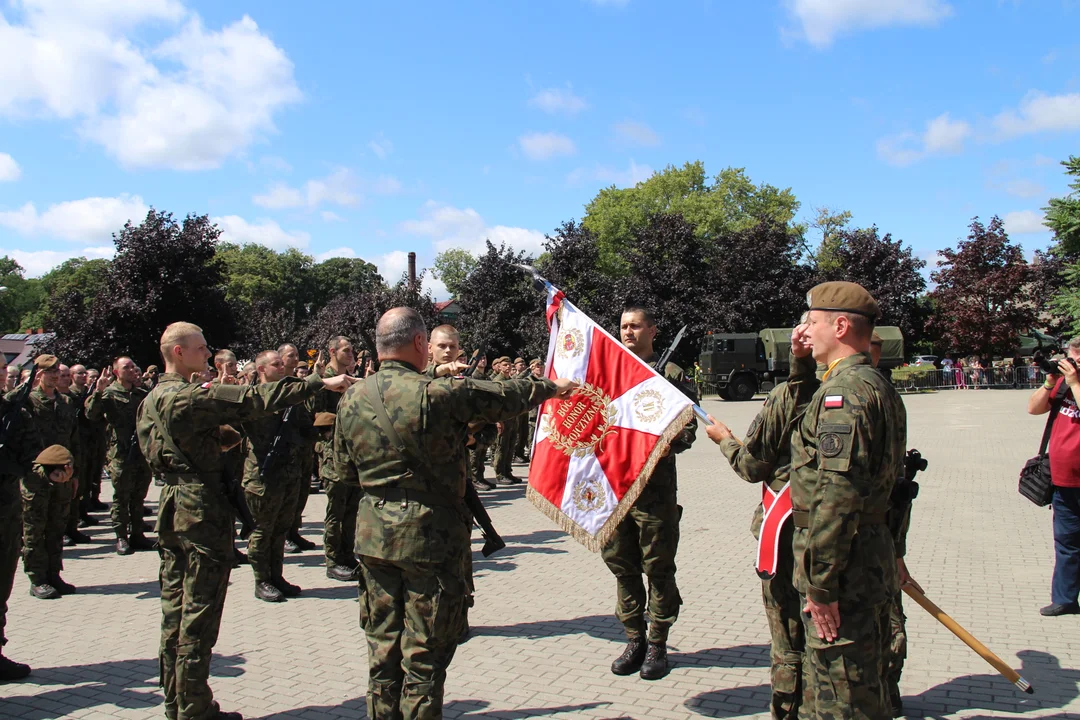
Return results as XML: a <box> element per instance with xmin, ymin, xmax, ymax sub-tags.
<box><xmin>461</xmin><ymin>342</ymin><xmax>505</xmax><ymax>557</ymax></box>
<box><xmin>892</xmin><ymin>448</ymin><xmax>927</xmax><ymax>507</ymax></box>
<box><xmin>0</xmin><ymin>365</ymin><xmax>36</xmax><ymax>453</ymax></box>
<box><xmin>654</xmin><ymin>325</ymin><xmax>688</xmax><ymax>376</ymax></box>
<box><xmin>259</xmin><ymin>406</ymin><xmax>294</xmax><ymax>479</ymax></box>
<box><xmin>358</xmin><ymin>331</ymin><xmax>380</xmax><ymax>374</ymax></box>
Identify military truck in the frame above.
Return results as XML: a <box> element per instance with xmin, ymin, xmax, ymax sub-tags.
<box><xmin>698</xmin><ymin>326</ymin><xmax>905</xmax><ymax>401</ymax></box>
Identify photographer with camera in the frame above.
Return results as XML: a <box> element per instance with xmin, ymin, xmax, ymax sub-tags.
<box><xmin>1028</xmin><ymin>338</ymin><xmax>1080</xmax><ymax>616</ymax></box>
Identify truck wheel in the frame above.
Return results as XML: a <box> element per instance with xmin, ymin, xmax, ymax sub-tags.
<box><xmin>730</xmin><ymin>375</ymin><xmax>757</xmax><ymax>401</ymax></box>
<box><xmin>718</xmin><ymin>386</ymin><xmax>731</xmax><ymax>401</ymax></box>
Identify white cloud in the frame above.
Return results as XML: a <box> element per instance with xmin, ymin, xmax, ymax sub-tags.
<box><xmin>1003</xmin><ymin>210</ymin><xmax>1048</xmax><ymax>235</ymax></box>
<box><xmin>375</xmin><ymin>249</ymin><xmax>449</xmax><ymax>299</ymax></box>
<box><xmin>518</xmin><ymin>132</ymin><xmax>576</xmax><ymax>161</ymax></box>
<box><xmin>787</xmin><ymin>0</ymin><xmax>953</xmax><ymax>48</ymax></box>
<box><xmin>568</xmin><ymin>160</ymin><xmax>654</xmax><ymax>188</ymax></box>
<box><xmin>613</xmin><ymin>120</ymin><xmax>660</xmax><ymax>147</ymax></box>
<box><xmin>528</xmin><ymin>87</ymin><xmax>587</xmax><ymax>115</ymax></box>
<box><xmin>369</xmin><ymin>133</ymin><xmax>393</xmax><ymax>159</ymax></box>
<box><xmin>373</xmin><ymin>175</ymin><xmax>403</xmax><ymax>195</ymax></box>
<box><xmin>0</xmin><ymin>244</ymin><xmax>115</xmax><ymax>278</ymax></box>
<box><xmin>993</xmin><ymin>91</ymin><xmax>1080</xmax><ymax>139</ymax></box>
<box><xmin>212</xmin><ymin>215</ymin><xmax>310</xmax><ymax>250</ymax></box>
<box><xmin>253</xmin><ymin>168</ymin><xmax>359</xmax><ymax>210</ymax></box>
<box><xmin>0</xmin><ymin>152</ymin><xmax>20</xmax><ymax>181</ymax></box>
<box><xmin>0</xmin><ymin>194</ymin><xmax>147</xmax><ymax>241</ymax></box>
<box><xmin>400</xmin><ymin>201</ymin><xmax>547</xmax><ymax>258</ymax></box>
<box><xmin>320</xmin><ymin>211</ymin><xmax>343</xmax><ymax>223</ymax></box>
<box><xmin>876</xmin><ymin>112</ymin><xmax>970</xmax><ymax>166</ymax></box>
<box><xmin>0</xmin><ymin>5</ymin><xmax>300</xmax><ymax>170</ymax></box>
<box><xmin>1002</xmin><ymin>179</ymin><xmax>1045</xmax><ymax>199</ymax></box>
<box><xmin>315</xmin><ymin>246</ymin><xmax>355</xmax><ymax>261</ymax></box>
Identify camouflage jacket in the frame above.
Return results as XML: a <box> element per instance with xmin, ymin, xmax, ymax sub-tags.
<box><xmin>24</xmin><ymin>388</ymin><xmax>79</xmax><ymax>468</ymax></box>
<box><xmin>70</xmin><ymin>385</ymin><xmax>107</xmax><ymax>449</ymax></box>
<box><xmin>310</xmin><ymin>366</ymin><xmax>345</xmax><ymax>481</ymax></box>
<box><xmin>333</xmin><ymin>359</ymin><xmax>557</xmax><ymax>563</ymax></box>
<box><xmin>0</xmin><ymin>393</ymin><xmax>40</xmax><ymax>478</ymax></box>
<box><xmin>719</xmin><ymin>354</ymin><xmax>818</xmax><ymax>538</ymax></box>
<box><xmin>240</xmin><ymin>395</ymin><xmax>313</xmax><ymax>490</ymax></box>
<box><xmin>789</xmin><ymin>353</ymin><xmax>907</xmax><ymax>606</ymax></box>
<box><xmin>85</xmin><ymin>380</ymin><xmax>149</xmax><ymax>466</ymax></box>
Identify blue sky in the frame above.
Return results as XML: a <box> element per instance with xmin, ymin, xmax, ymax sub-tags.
<box><xmin>0</xmin><ymin>0</ymin><xmax>1077</xmax><ymax>297</ymax></box>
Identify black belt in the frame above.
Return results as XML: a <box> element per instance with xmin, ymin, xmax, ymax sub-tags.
<box><xmin>791</xmin><ymin>510</ymin><xmax>886</xmax><ymax>528</ymax></box>
<box><xmin>366</xmin><ymin>486</ymin><xmax>460</xmax><ymax>509</ymax></box>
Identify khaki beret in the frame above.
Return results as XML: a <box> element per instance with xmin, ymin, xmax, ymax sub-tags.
<box><xmin>218</xmin><ymin>425</ymin><xmax>243</xmax><ymax>452</ymax></box>
<box><xmin>514</xmin><ymin>357</ymin><xmax>525</xmax><ymax>364</ymax></box>
<box><xmin>494</xmin><ymin>356</ymin><xmax>511</xmax><ymax>365</ymax></box>
<box><xmin>314</xmin><ymin>412</ymin><xmax>336</xmax><ymax>428</ymax></box>
<box><xmin>34</xmin><ymin>354</ymin><xmax>58</xmax><ymax>371</ymax></box>
<box><xmin>807</xmin><ymin>281</ymin><xmax>879</xmax><ymax>321</ymax></box>
<box><xmin>529</xmin><ymin>359</ymin><xmax>543</xmax><ymax>368</ymax></box>
<box><xmin>145</xmin><ymin>365</ymin><xmax>159</xmax><ymax>373</ymax></box>
<box><xmin>35</xmin><ymin>444</ymin><xmax>72</xmax><ymax>466</ymax></box>
<box><xmin>871</xmin><ymin>331</ymin><xmax>883</xmax><ymax>347</ymax></box>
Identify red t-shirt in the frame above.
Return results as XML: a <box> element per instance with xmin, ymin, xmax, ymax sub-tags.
<box><xmin>1049</xmin><ymin>378</ymin><xmax>1080</xmax><ymax>488</ymax></box>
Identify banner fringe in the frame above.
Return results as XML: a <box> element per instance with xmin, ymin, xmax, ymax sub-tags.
<box><xmin>527</xmin><ymin>403</ymin><xmax>696</xmax><ymax>553</ymax></box>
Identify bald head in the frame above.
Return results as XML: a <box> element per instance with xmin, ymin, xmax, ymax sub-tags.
<box><xmin>376</xmin><ymin>307</ymin><xmax>427</xmax><ymax>366</ymax></box>
<box><xmin>57</xmin><ymin>364</ymin><xmax>72</xmax><ymax>392</ymax></box>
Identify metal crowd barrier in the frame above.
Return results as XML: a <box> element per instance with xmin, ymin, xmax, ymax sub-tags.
<box><xmin>890</xmin><ymin>366</ymin><xmax>1050</xmax><ymax>392</ymax></box>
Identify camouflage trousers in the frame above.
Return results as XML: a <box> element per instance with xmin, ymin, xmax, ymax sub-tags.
<box><xmin>322</xmin><ymin>480</ymin><xmax>360</xmax><ymax>568</ymax></box>
<box><xmin>468</xmin><ymin>441</ymin><xmax>490</xmax><ymax>485</ymax></box>
<box><xmin>885</xmin><ymin>591</ymin><xmax>907</xmax><ymax>710</ymax></box>
<box><xmin>600</xmin><ymin>486</ymin><xmax>681</xmax><ymax>644</ymax></box>
<box><xmin>21</xmin><ymin>469</ymin><xmax>74</xmax><ymax>585</ymax></box>
<box><xmin>291</xmin><ymin>446</ymin><xmax>316</xmax><ymax>535</ymax></box>
<box><xmin>67</xmin><ymin>440</ymin><xmax>102</xmax><ymax>528</ymax></box>
<box><xmin>1</xmin><ymin>477</ymin><xmax>22</xmax><ymax>648</ymax></box>
<box><xmin>109</xmin><ymin>458</ymin><xmax>152</xmax><ymax>540</ymax></box>
<box><xmin>492</xmin><ymin>421</ymin><xmax>517</xmax><ymax>478</ymax></box>
<box><xmin>157</xmin><ymin>487</ymin><xmax>234</xmax><ymax>720</ymax></box>
<box><xmin>762</xmin><ymin>522</ymin><xmax>807</xmax><ymax>720</ymax></box>
<box><xmin>514</xmin><ymin>412</ymin><xmax>530</xmax><ymax>458</ymax></box>
<box><xmin>358</xmin><ymin>554</ymin><xmax>467</xmax><ymax>720</ymax></box>
<box><xmin>800</xmin><ymin>598</ymin><xmax>890</xmax><ymax>719</ymax></box>
<box><xmin>244</xmin><ymin>474</ymin><xmax>300</xmax><ymax>584</ymax></box>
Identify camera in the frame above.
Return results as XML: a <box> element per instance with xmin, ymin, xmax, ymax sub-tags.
<box><xmin>1034</xmin><ymin>352</ymin><xmax>1077</xmax><ymax>375</ymax></box>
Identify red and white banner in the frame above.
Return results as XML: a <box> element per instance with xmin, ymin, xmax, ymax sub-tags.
<box><xmin>527</xmin><ymin>282</ymin><xmax>695</xmax><ymax>552</ymax></box>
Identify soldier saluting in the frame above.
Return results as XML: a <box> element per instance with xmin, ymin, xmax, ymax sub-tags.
<box><xmin>137</xmin><ymin>322</ymin><xmax>355</xmax><ymax>720</ymax></box>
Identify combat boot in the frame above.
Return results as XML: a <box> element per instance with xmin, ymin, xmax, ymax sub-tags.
<box><xmin>639</xmin><ymin>641</ymin><xmax>668</xmax><ymax>680</ymax></box>
<box><xmin>283</xmin><ymin>538</ymin><xmax>300</xmax><ymax>554</ymax></box>
<box><xmin>232</xmin><ymin>549</ymin><xmax>248</xmax><ymax>567</ymax></box>
<box><xmin>254</xmin><ymin>581</ymin><xmax>285</xmax><ymax>603</ymax></box>
<box><xmin>68</xmin><ymin>528</ymin><xmax>91</xmax><ymax>543</ymax></box>
<box><xmin>129</xmin><ymin>534</ymin><xmax>155</xmax><ymax>551</ymax></box>
<box><xmin>610</xmin><ymin>637</ymin><xmax>647</xmax><ymax>675</ymax></box>
<box><xmin>291</xmin><ymin>533</ymin><xmax>316</xmax><ymax>551</ymax></box>
<box><xmin>327</xmin><ymin>564</ymin><xmax>358</xmax><ymax>582</ymax></box>
<box><xmin>116</xmin><ymin>537</ymin><xmax>133</xmax><ymax>555</ymax></box>
<box><xmin>90</xmin><ymin>497</ymin><xmax>108</xmax><ymax>512</ymax></box>
<box><xmin>29</xmin><ymin>583</ymin><xmax>60</xmax><ymax>600</ymax></box>
<box><xmin>495</xmin><ymin>475</ymin><xmax>514</xmax><ymax>486</ymax></box>
<box><xmin>0</xmin><ymin>653</ymin><xmax>31</xmax><ymax>681</ymax></box>
<box><xmin>62</xmin><ymin>534</ymin><xmax>76</xmax><ymax>547</ymax></box>
<box><xmin>272</xmin><ymin>578</ymin><xmax>301</xmax><ymax>598</ymax></box>
<box><xmin>78</xmin><ymin>512</ymin><xmax>97</xmax><ymax>528</ymax></box>
<box><xmin>473</xmin><ymin>478</ymin><xmax>495</xmax><ymax>491</ymax></box>
<box><xmin>49</xmin><ymin>575</ymin><xmax>76</xmax><ymax>595</ymax></box>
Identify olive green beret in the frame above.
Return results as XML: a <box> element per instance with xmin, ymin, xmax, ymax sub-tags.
<box><xmin>34</xmin><ymin>354</ymin><xmax>58</xmax><ymax>371</ymax></box>
<box><xmin>314</xmin><ymin>412</ymin><xmax>336</xmax><ymax>428</ymax></box>
<box><xmin>871</xmin><ymin>331</ymin><xmax>883</xmax><ymax>346</ymax></box>
<box><xmin>494</xmin><ymin>356</ymin><xmax>511</xmax><ymax>365</ymax></box>
<box><xmin>35</xmin><ymin>444</ymin><xmax>72</xmax><ymax>466</ymax></box>
<box><xmin>218</xmin><ymin>425</ymin><xmax>243</xmax><ymax>452</ymax></box>
<box><xmin>514</xmin><ymin>357</ymin><xmax>525</xmax><ymax>363</ymax></box>
<box><xmin>807</xmin><ymin>281</ymin><xmax>879</xmax><ymax>321</ymax></box>
<box><xmin>529</xmin><ymin>358</ymin><xmax>543</xmax><ymax>368</ymax></box>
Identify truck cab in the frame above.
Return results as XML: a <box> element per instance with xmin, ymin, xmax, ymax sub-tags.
<box><xmin>698</xmin><ymin>333</ymin><xmax>765</xmax><ymax>401</ymax></box>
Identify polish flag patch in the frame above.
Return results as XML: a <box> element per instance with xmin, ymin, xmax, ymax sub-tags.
<box><xmin>824</xmin><ymin>395</ymin><xmax>844</xmax><ymax>409</ymax></box>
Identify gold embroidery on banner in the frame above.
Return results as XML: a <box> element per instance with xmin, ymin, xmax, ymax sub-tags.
<box><xmin>541</xmin><ymin>381</ymin><xmax>617</xmax><ymax>458</ymax></box>
<box><xmin>555</xmin><ymin>326</ymin><xmax>585</xmax><ymax>359</ymax></box>
<box><xmin>632</xmin><ymin>388</ymin><xmax>664</xmax><ymax>423</ymax></box>
<box><xmin>573</xmin><ymin>475</ymin><xmax>607</xmax><ymax>513</ymax></box>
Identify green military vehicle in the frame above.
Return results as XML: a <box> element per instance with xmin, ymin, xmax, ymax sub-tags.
<box><xmin>698</xmin><ymin>326</ymin><xmax>905</xmax><ymax>401</ymax></box>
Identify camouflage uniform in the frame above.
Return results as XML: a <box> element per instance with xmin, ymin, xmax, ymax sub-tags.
<box><xmin>334</xmin><ymin>359</ymin><xmax>556</xmax><ymax>719</ymax></box>
<box><xmin>490</xmin><ymin>370</ymin><xmax>518</xmax><ymax>479</ymax></box>
<box><xmin>241</xmin><ymin>403</ymin><xmax>310</xmax><ymax>585</ymax></box>
<box><xmin>137</xmin><ymin>371</ymin><xmax>324</xmax><ymax>720</ymax></box>
<box><xmin>789</xmin><ymin>353</ymin><xmax>907</xmax><ymax>718</ymax></box>
<box><xmin>601</xmin><ymin>358</ymin><xmax>697</xmax><ymax>644</ymax></box>
<box><xmin>67</xmin><ymin>384</ymin><xmax>105</xmax><ymax>527</ymax></box>
<box><xmin>20</xmin><ymin>388</ymin><xmax>79</xmax><ymax>586</ymax></box>
<box><xmin>467</xmin><ymin>368</ymin><xmax>497</xmax><ymax>486</ymax></box>
<box><xmin>319</xmin><ymin>423</ymin><xmax>359</xmax><ymax>570</ymax></box>
<box><xmin>885</xmin><ymin>450</ymin><xmax>915</xmax><ymax>714</ymax></box>
<box><xmin>0</xmin><ymin>400</ymin><xmax>37</xmax><ymax>651</ymax></box>
<box><xmin>85</xmin><ymin>380</ymin><xmax>152</xmax><ymax>541</ymax></box>
<box><xmin>717</xmin><ymin>354</ymin><xmax>818</xmax><ymax>719</ymax></box>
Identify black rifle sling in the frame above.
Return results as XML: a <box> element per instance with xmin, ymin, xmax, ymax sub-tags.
<box><xmin>1039</xmin><ymin>380</ymin><xmax>1072</xmax><ymax>455</ymax></box>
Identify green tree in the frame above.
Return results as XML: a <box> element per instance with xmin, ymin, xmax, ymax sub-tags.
<box><xmin>217</xmin><ymin>243</ymin><xmax>315</xmax><ymax>320</ymax></box>
<box><xmin>0</xmin><ymin>258</ymin><xmax>45</xmax><ymax>333</ymax></box>
<box><xmin>1044</xmin><ymin>155</ymin><xmax>1080</xmax><ymax>257</ymax></box>
<box><xmin>431</xmin><ymin>248</ymin><xmax>477</xmax><ymax>298</ymax></box>
<box><xmin>809</xmin><ymin>206</ymin><xmax>853</xmax><ymax>271</ymax></box>
<box><xmin>456</xmin><ymin>242</ymin><xmax>547</xmax><ymax>360</ymax></box>
<box><xmin>309</xmin><ymin>256</ymin><xmax>383</xmax><ymax>311</ymax></box>
<box><xmin>582</xmin><ymin>162</ymin><xmax>803</xmax><ymax>274</ymax></box>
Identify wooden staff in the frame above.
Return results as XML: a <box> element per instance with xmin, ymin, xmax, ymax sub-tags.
<box><xmin>903</xmin><ymin>585</ymin><xmax>1033</xmax><ymax>694</ymax></box>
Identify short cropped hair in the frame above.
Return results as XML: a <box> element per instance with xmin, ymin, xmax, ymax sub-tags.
<box><xmin>621</xmin><ymin>306</ymin><xmax>655</xmax><ymax>326</ymax></box>
<box><xmin>277</xmin><ymin>343</ymin><xmax>298</xmax><ymax>356</ymax></box>
<box><xmin>214</xmin><ymin>349</ymin><xmax>237</xmax><ymax>365</ymax></box>
<box><xmin>822</xmin><ymin>311</ymin><xmax>873</xmax><ymax>340</ymax></box>
<box><xmin>430</xmin><ymin>324</ymin><xmax>460</xmax><ymax>342</ymax></box>
<box><xmin>255</xmin><ymin>350</ymin><xmax>278</xmax><ymax>368</ymax></box>
<box><xmin>327</xmin><ymin>335</ymin><xmax>351</xmax><ymax>354</ymax></box>
<box><xmin>159</xmin><ymin>322</ymin><xmax>203</xmax><ymax>361</ymax></box>
<box><xmin>376</xmin><ymin>308</ymin><xmax>426</xmax><ymax>355</ymax></box>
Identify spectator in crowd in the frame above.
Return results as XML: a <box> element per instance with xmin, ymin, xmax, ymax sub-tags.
<box><xmin>970</xmin><ymin>356</ymin><xmax>983</xmax><ymax>389</ymax></box>
<box><xmin>956</xmin><ymin>357</ymin><xmax>968</xmax><ymax>389</ymax></box>
<box><xmin>1028</xmin><ymin>336</ymin><xmax>1080</xmax><ymax>617</ymax></box>
<box><xmin>941</xmin><ymin>355</ymin><xmax>954</xmax><ymax>387</ymax></box>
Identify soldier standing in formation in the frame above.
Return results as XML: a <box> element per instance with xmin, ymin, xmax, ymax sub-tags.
<box><xmin>278</xmin><ymin>343</ymin><xmax>319</xmax><ymax>555</ymax></box>
<box><xmin>467</xmin><ymin>354</ymin><xmax>498</xmax><ymax>491</ymax></box>
<box><xmin>137</xmin><ymin>321</ymin><xmax>354</xmax><ymax>720</ymax></box>
<box><xmin>704</xmin><ymin>315</ymin><xmax>818</xmax><ymax>718</ymax></box>
<box><xmin>65</xmin><ymin>364</ymin><xmax>101</xmax><ymax>540</ymax></box>
<box><xmin>241</xmin><ymin>350</ymin><xmax>310</xmax><ymax>603</ymax></box>
<box><xmin>333</xmin><ymin>307</ymin><xmax>575</xmax><ymax>719</ymax></box>
<box><xmin>308</xmin><ymin>335</ymin><xmax>353</xmax><ymax>559</ymax></box>
<box><xmin>789</xmin><ymin>282</ymin><xmax>907</xmax><ymax>717</ymax></box>
<box><xmin>604</xmin><ymin>306</ymin><xmax>698</xmax><ymax>681</ymax></box>
<box><xmin>490</xmin><ymin>356</ymin><xmax>520</xmax><ymax>485</ymax></box>
<box><xmin>85</xmin><ymin>357</ymin><xmax>155</xmax><ymax>555</ymax></box>
<box><xmin>21</xmin><ymin>354</ymin><xmax>80</xmax><ymax>600</ymax></box>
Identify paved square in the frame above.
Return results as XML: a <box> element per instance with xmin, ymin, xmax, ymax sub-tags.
<box><xmin>2</xmin><ymin>389</ymin><xmax>1078</xmax><ymax>719</ymax></box>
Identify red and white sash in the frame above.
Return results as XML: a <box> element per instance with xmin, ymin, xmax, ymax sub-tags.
<box><xmin>756</xmin><ymin>483</ymin><xmax>792</xmax><ymax>579</ymax></box>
